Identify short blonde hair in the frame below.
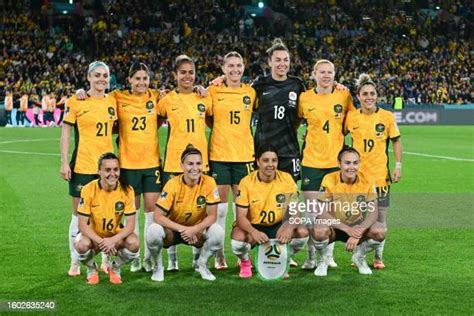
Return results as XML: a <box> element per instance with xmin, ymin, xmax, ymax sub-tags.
<box><xmin>313</xmin><ymin>59</ymin><xmax>335</xmax><ymax>72</ymax></box>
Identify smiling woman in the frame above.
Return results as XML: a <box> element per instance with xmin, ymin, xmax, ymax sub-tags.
<box><xmin>59</xmin><ymin>60</ymin><xmax>118</xmax><ymax>277</ymax></box>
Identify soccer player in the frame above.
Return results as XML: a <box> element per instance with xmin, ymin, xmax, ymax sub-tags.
<box><xmin>311</xmin><ymin>146</ymin><xmax>385</xmax><ymax>276</ymax></box>
<box><xmin>146</xmin><ymin>145</ymin><xmax>223</xmax><ymax>281</ymax></box>
<box><xmin>4</xmin><ymin>89</ymin><xmax>13</xmax><ymax>127</ymax></box>
<box><xmin>345</xmin><ymin>73</ymin><xmax>403</xmax><ymax>269</ymax></box>
<box><xmin>298</xmin><ymin>59</ymin><xmax>356</xmax><ymax>270</ymax></box>
<box><xmin>75</xmin><ymin>62</ymin><xmax>163</xmax><ymax>273</ymax></box>
<box><xmin>74</xmin><ymin>152</ymin><xmax>139</xmax><ymax>285</ymax></box>
<box><xmin>252</xmin><ymin>39</ymin><xmax>305</xmax><ymax>182</ymax></box>
<box><xmin>157</xmin><ymin>55</ymin><xmax>212</xmax><ymax>271</ymax></box>
<box><xmin>207</xmin><ymin>51</ymin><xmax>257</xmax><ymax>270</ymax></box>
<box><xmin>231</xmin><ymin>145</ymin><xmax>308</xmax><ymax>279</ymax></box>
<box><xmin>60</xmin><ymin>61</ymin><xmax>117</xmax><ymax>277</ymax></box>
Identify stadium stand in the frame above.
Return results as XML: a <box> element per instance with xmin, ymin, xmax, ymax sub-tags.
<box><xmin>1</xmin><ymin>0</ymin><xmax>472</xmax><ymax>114</ymax></box>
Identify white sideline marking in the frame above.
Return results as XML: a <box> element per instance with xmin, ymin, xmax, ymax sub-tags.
<box><xmin>0</xmin><ymin>150</ymin><xmax>60</xmax><ymax>157</ymax></box>
<box><xmin>389</xmin><ymin>149</ymin><xmax>474</xmax><ymax>162</ymax></box>
<box><xmin>0</xmin><ymin>138</ymin><xmax>58</xmax><ymax>144</ymax></box>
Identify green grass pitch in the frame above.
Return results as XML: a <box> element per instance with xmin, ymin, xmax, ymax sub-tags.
<box><xmin>0</xmin><ymin>126</ymin><xmax>473</xmax><ymax>314</ymax></box>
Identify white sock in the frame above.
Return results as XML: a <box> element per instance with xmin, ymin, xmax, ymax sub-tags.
<box><xmin>69</xmin><ymin>215</ymin><xmax>79</xmax><ymax>261</ymax></box>
<box><xmin>215</xmin><ymin>203</ymin><xmax>228</xmax><ymax>259</ymax></box>
<box><xmin>74</xmin><ymin>249</ymin><xmax>95</xmax><ymax>269</ymax></box>
<box><xmin>231</xmin><ymin>239</ymin><xmax>250</xmax><ymax>261</ymax></box>
<box><xmin>114</xmin><ymin>248</ymin><xmax>139</xmax><ymax>268</ymax></box>
<box><xmin>167</xmin><ymin>245</ymin><xmax>177</xmax><ymax>263</ymax></box>
<box><xmin>326</xmin><ymin>241</ymin><xmax>335</xmax><ymax>257</ymax></box>
<box><xmin>146</xmin><ymin>223</ymin><xmax>165</xmax><ymax>264</ymax></box>
<box><xmin>198</xmin><ymin>224</ymin><xmax>224</xmax><ymax>266</ymax></box>
<box><xmin>356</xmin><ymin>239</ymin><xmax>381</xmax><ymax>257</ymax></box>
<box><xmin>144</xmin><ymin>212</ymin><xmax>154</xmax><ymax>260</ymax></box>
<box><xmin>290</xmin><ymin>237</ymin><xmax>308</xmax><ymax>256</ymax></box>
<box><xmin>313</xmin><ymin>239</ymin><xmax>329</xmax><ymax>253</ymax></box>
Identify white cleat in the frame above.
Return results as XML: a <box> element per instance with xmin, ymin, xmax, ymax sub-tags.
<box><xmin>352</xmin><ymin>254</ymin><xmax>372</xmax><ymax>275</ymax></box>
<box><xmin>302</xmin><ymin>258</ymin><xmax>316</xmax><ymax>270</ymax></box>
<box><xmin>151</xmin><ymin>264</ymin><xmax>164</xmax><ymax>282</ymax></box>
<box><xmin>196</xmin><ymin>264</ymin><xmax>216</xmax><ymax>281</ymax></box>
<box><xmin>327</xmin><ymin>256</ymin><xmax>338</xmax><ymax>268</ymax></box>
<box><xmin>167</xmin><ymin>259</ymin><xmax>179</xmax><ymax>271</ymax></box>
<box><xmin>314</xmin><ymin>260</ymin><xmax>328</xmax><ymax>277</ymax></box>
<box><xmin>143</xmin><ymin>258</ymin><xmax>154</xmax><ymax>272</ymax></box>
<box><xmin>289</xmin><ymin>258</ymin><xmax>298</xmax><ymax>267</ymax></box>
<box><xmin>68</xmin><ymin>260</ymin><xmax>81</xmax><ymax>276</ymax></box>
<box><xmin>130</xmin><ymin>258</ymin><xmax>142</xmax><ymax>272</ymax></box>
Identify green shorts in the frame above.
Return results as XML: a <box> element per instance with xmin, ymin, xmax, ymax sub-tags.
<box><xmin>162</xmin><ymin>171</ymin><xmax>182</xmax><ymax>186</ymax></box>
<box><xmin>376</xmin><ymin>185</ymin><xmax>391</xmax><ymax>207</ymax></box>
<box><xmin>121</xmin><ymin>166</ymin><xmax>162</xmax><ymax>195</ymax></box>
<box><xmin>69</xmin><ymin>173</ymin><xmax>98</xmax><ymax>197</ymax></box>
<box><xmin>301</xmin><ymin>166</ymin><xmax>339</xmax><ymax>191</ymax></box>
<box><xmin>251</xmin><ymin>222</ymin><xmax>283</xmax><ymax>239</ymax></box>
<box><xmin>209</xmin><ymin>160</ymin><xmax>254</xmax><ymax>185</ymax></box>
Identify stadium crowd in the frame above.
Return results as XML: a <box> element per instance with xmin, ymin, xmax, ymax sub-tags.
<box><xmin>1</xmin><ymin>0</ymin><xmax>473</xmax><ymax>116</ymax></box>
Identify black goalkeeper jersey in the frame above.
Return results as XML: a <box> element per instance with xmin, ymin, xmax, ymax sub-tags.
<box><xmin>252</xmin><ymin>75</ymin><xmax>305</xmax><ymax>158</ymax></box>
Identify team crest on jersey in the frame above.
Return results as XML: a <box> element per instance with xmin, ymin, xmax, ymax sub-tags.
<box><xmin>334</xmin><ymin>104</ymin><xmax>343</xmax><ymax>118</ymax></box>
<box><xmin>196</xmin><ymin>195</ymin><xmax>206</xmax><ymax>208</ymax></box>
<box><xmin>289</xmin><ymin>91</ymin><xmax>297</xmax><ymax>101</ymax></box>
<box><xmin>243</xmin><ymin>96</ymin><xmax>251</xmax><ymax>105</ymax></box>
<box><xmin>303</xmin><ymin>178</ymin><xmax>310</xmax><ymax>186</ymax></box>
<box><xmin>265</xmin><ymin>243</ymin><xmax>282</xmax><ymax>261</ymax></box>
<box><xmin>115</xmin><ymin>201</ymin><xmax>125</xmax><ymax>214</ymax></box>
<box><xmin>146</xmin><ymin>101</ymin><xmax>154</xmax><ymax>112</ymax></box>
<box><xmin>108</xmin><ymin>107</ymin><xmax>115</xmax><ymax>119</ymax></box>
<box><xmin>375</xmin><ymin>123</ymin><xmax>385</xmax><ymax>137</ymax></box>
<box><xmin>276</xmin><ymin>193</ymin><xmax>286</xmax><ymax>208</ymax></box>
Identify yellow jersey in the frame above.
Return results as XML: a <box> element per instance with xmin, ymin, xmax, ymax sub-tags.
<box><xmin>318</xmin><ymin>171</ymin><xmax>377</xmax><ymax>226</ymax></box>
<box><xmin>77</xmin><ymin>179</ymin><xmax>136</xmax><ymax>238</ymax></box>
<box><xmin>63</xmin><ymin>94</ymin><xmax>117</xmax><ymax>174</ymax></box>
<box><xmin>158</xmin><ymin>91</ymin><xmax>212</xmax><ymax>172</ymax></box>
<box><xmin>298</xmin><ymin>89</ymin><xmax>355</xmax><ymax>168</ymax></box>
<box><xmin>156</xmin><ymin>174</ymin><xmax>220</xmax><ymax>226</ymax></box>
<box><xmin>345</xmin><ymin>108</ymin><xmax>400</xmax><ymax>186</ymax></box>
<box><xmin>236</xmin><ymin>170</ymin><xmax>297</xmax><ymax>226</ymax></box>
<box><xmin>114</xmin><ymin>89</ymin><xmax>161</xmax><ymax>169</ymax></box>
<box><xmin>208</xmin><ymin>84</ymin><xmax>256</xmax><ymax>162</ymax></box>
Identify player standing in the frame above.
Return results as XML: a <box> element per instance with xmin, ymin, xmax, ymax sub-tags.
<box><xmin>345</xmin><ymin>73</ymin><xmax>403</xmax><ymax>269</ymax></box>
<box><xmin>252</xmin><ymin>39</ymin><xmax>305</xmax><ymax>182</ymax></box>
<box><xmin>207</xmin><ymin>51</ymin><xmax>257</xmax><ymax>269</ymax></box>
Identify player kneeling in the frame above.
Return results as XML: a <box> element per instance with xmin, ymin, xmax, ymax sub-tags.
<box><xmin>311</xmin><ymin>147</ymin><xmax>386</xmax><ymax>276</ymax></box>
<box><xmin>74</xmin><ymin>153</ymin><xmax>139</xmax><ymax>285</ymax></box>
<box><xmin>231</xmin><ymin>145</ymin><xmax>308</xmax><ymax>279</ymax></box>
<box><xmin>146</xmin><ymin>145</ymin><xmax>223</xmax><ymax>281</ymax></box>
